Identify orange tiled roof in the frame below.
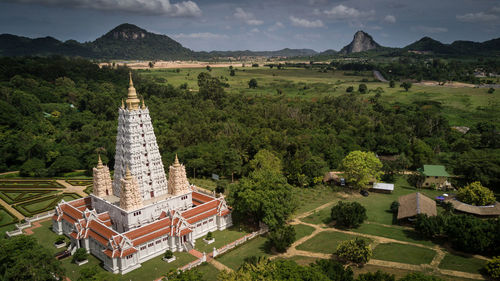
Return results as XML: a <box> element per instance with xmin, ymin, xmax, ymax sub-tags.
<box><xmin>87</xmin><ymin>229</ymin><xmax>109</xmax><ymax>246</ymax></box>
<box><xmin>88</xmin><ymin>220</ymin><xmax>117</xmax><ymax>239</ymax></box>
<box><xmin>219</xmin><ymin>209</ymin><xmax>231</xmax><ymax>216</ymax></box>
<box><xmin>192</xmin><ymin>192</ymin><xmax>214</xmax><ymax>204</ymax></box>
<box><xmin>182</xmin><ymin>200</ymin><xmax>219</xmax><ymax>219</ymax></box>
<box><xmin>187</xmin><ymin>209</ymin><xmax>218</xmax><ymax>224</ymax></box>
<box><xmin>124</xmin><ymin>217</ymin><xmax>171</xmax><ymax>240</ymax></box>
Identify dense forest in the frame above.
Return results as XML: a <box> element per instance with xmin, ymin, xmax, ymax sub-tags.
<box><xmin>0</xmin><ymin>57</ymin><xmax>498</xmax><ymax>191</ymax></box>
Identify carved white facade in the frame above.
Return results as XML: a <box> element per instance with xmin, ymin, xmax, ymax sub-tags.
<box><xmin>52</xmin><ymin>74</ymin><xmax>232</xmax><ymax>274</ymax></box>
<box><xmin>112</xmin><ymin>75</ymin><xmax>168</xmax><ymax>201</ymax></box>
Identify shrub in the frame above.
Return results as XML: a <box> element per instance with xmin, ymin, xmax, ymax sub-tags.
<box><xmin>444</xmin><ymin>214</ymin><xmax>495</xmax><ymax>253</ymax></box>
<box><xmin>484</xmin><ymin>256</ymin><xmax>500</xmax><ymax>279</ymax></box>
<box><xmin>389</xmin><ymin>80</ymin><xmax>395</xmax><ymax>88</ymax></box>
<box><xmin>72</xmin><ymin>248</ymin><xmax>88</xmax><ymax>263</ymax></box>
<box><xmin>390</xmin><ymin>201</ymin><xmax>399</xmax><ymax>214</ymax></box>
<box><xmin>346</xmin><ymin>86</ymin><xmax>354</xmax><ymax>92</ymax></box>
<box><xmin>331</xmin><ymin>201</ymin><xmax>367</xmax><ymax>228</ymax></box>
<box><xmin>230</xmin><ymin>69</ymin><xmax>235</xmax><ymax>76</ymax></box>
<box><xmin>164</xmin><ymin>250</ymin><xmax>173</xmax><ymax>259</ymax></box>
<box><xmin>357</xmin><ymin>271</ymin><xmax>395</xmax><ymax>281</ymax></box>
<box><xmin>488</xmin><ymin>88</ymin><xmax>495</xmax><ymax>94</ymax></box>
<box><xmin>266</xmin><ymin>225</ymin><xmax>295</xmax><ymax>253</ymax></box>
<box><xmin>358</xmin><ymin>84</ymin><xmax>367</xmax><ymax>94</ymax></box>
<box><xmin>414</xmin><ymin>214</ymin><xmax>444</xmax><ymax>239</ymax></box>
<box><xmin>55</xmin><ymin>235</ymin><xmax>66</xmax><ymax>244</ymax></box>
<box><xmin>248</xmin><ymin>78</ymin><xmax>258</xmax><ymax>89</ymax></box>
<box><xmin>206</xmin><ymin>231</ymin><xmax>213</xmax><ymax>240</ymax></box>
<box><xmin>335</xmin><ymin>238</ymin><xmax>372</xmax><ymax>264</ymax></box>
<box><xmin>456</xmin><ymin>181</ymin><xmax>495</xmax><ymax>206</ymax></box>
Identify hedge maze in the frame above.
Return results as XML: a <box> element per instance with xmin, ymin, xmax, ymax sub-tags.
<box><xmin>14</xmin><ymin>193</ymin><xmax>81</xmax><ymax>217</ymax></box>
<box><xmin>0</xmin><ymin>179</ymin><xmax>84</xmax><ymax>218</ymax></box>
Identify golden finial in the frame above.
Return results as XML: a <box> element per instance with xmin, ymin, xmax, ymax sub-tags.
<box><xmin>141</xmin><ymin>97</ymin><xmax>146</xmax><ymax>109</ymax></box>
<box><xmin>174</xmin><ymin>154</ymin><xmax>180</xmax><ymax>166</ymax></box>
<box><xmin>125</xmin><ymin>165</ymin><xmax>132</xmax><ymax>179</ymax></box>
<box><xmin>129</xmin><ymin>71</ymin><xmax>133</xmax><ymax>87</ymax></box>
<box><xmin>126</xmin><ymin>72</ymin><xmax>140</xmax><ymax>110</ymax></box>
<box><xmin>97</xmin><ymin>154</ymin><xmax>103</xmax><ymax>168</ymax></box>
<box><xmin>121</xmin><ymin>99</ymin><xmax>125</xmax><ymax>109</ymax></box>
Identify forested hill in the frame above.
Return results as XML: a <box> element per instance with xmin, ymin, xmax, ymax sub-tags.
<box><xmin>0</xmin><ymin>57</ymin><xmax>498</xmax><ymax>190</ymax></box>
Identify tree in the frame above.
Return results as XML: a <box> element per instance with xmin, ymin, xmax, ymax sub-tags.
<box><xmin>267</xmin><ymin>225</ymin><xmax>295</xmax><ymax>253</ymax></box>
<box><xmin>335</xmin><ymin>238</ymin><xmax>372</xmax><ymax>264</ymax></box>
<box><xmin>358</xmin><ymin>84</ymin><xmax>368</xmax><ymax>94</ymax></box>
<box><xmin>164</xmin><ymin>250</ymin><xmax>173</xmax><ymax>259</ymax></box>
<box><xmin>19</xmin><ymin>158</ymin><xmax>47</xmax><ymax>177</ymax></box>
<box><xmin>248</xmin><ymin>78</ymin><xmax>258</xmax><ymax>89</ymax></box>
<box><xmin>229</xmin><ymin>150</ymin><xmax>296</xmax><ymax>229</ymax></box>
<box><xmin>0</xmin><ymin>235</ymin><xmax>65</xmax><ymax>280</ymax></box>
<box><xmin>341</xmin><ymin>151</ymin><xmax>383</xmax><ymax>189</ymax></box>
<box><xmin>310</xmin><ymin>259</ymin><xmax>354</xmax><ymax>281</ymax></box>
<box><xmin>444</xmin><ymin>215</ymin><xmax>495</xmax><ymax>253</ymax></box>
<box><xmin>414</xmin><ymin>214</ymin><xmax>444</xmax><ymax>239</ymax></box>
<box><xmin>389</xmin><ymin>80</ymin><xmax>395</xmax><ymax>88</ymax></box>
<box><xmin>215</xmin><ymin>181</ymin><xmax>226</xmax><ymax>194</ymax></box>
<box><xmin>49</xmin><ymin>155</ymin><xmax>80</xmax><ymax>176</ymax></box>
<box><xmin>73</xmin><ymin>248</ymin><xmax>88</xmax><ymax>263</ymax></box>
<box><xmin>206</xmin><ymin>65</ymin><xmax>212</xmax><ymax>71</ymax></box>
<box><xmin>346</xmin><ymin>86</ymin><xmax>354</xmax><ymax>93</ymax></box>
<box><xmin>148</xmin><ymin>61</ymin><xmax>154</xmax><ymax>68</ymax></box>
<box><xmin>400</xmin><ymin>82</ymin><xmax>412</xmax><ymax>92</ymax></box>
<box><xmin>488</xmin><ymin>88</ymin><xmax>495</xmax><ymax>94</ymax></box>
<box><xmin>484</xmin><ymin>256</ymin><xmax>500</xmax><ymax>279</ymax></box>
<box><xmin>197</xmin><ymin>72</ymin><xmax>226</xmax><ymax>102</ymax></box>
<box><xmin>456</xmin><ymin>181</ymin><xmax>495</xmax><ymax>206</ymax></box>
<box><xmin>390</xmin><ymin>201</ymin><xmax>399</xmax><ymax>214</ymax></box>
<box><xmin>230</xmin><ymin>69</ymin><xmax>235</xmax><ymax>76</ymax></box>
<box><xmin>163</xmin><ymin>269</ymin><xmax>203</xmax><ymax>281</ymax></box>
<box><xmin>357</xmin><ymin>271</ymin><xmax>395</xmax><ymax>281</ymax></box>
<box><xmin>78</xmin><ymin>266</ymin><xmax>118</xmax><ymax>281</ymax></box>
<box><xmin>331</xmin><ymin>201</ymin><xmax>367</xmax><ymax>228</ymax></box>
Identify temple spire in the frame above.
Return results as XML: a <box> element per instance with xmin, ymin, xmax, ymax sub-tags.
<box><xmin>126</xmin><ymin>72</ymin><xmax>140</xmax><ymax>110</ymax></box>
<box><xmin>121</xmin><ymin>99</ymin><xmax>125</xmax><ymax>109</ymax></box>
<box><xmin>97</xmin><ymin>154</ymin><xmax>103</xmax><ymax>168</ymax></box>
<box><xmin>141</xmin><ymin>97</ymin><xmax>146</xmax><ymax>109</ymax></box>
<box><xmin>174</xmin><ymin>154</ymin><xmax>180</xmax><ymax>166</ymax></box>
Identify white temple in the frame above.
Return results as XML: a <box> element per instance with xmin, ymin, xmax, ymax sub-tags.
<box><xmin>52</xmin><ymin>74</ymin><xmax>232</xmax><ymax>274</ymax></box>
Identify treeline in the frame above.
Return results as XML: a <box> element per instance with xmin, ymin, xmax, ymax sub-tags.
<box><xmin>0</xmin><ymin>57</ymin><xmax>498</xmax><ymax>190</ymax></box>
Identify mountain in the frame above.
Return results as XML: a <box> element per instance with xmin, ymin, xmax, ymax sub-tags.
<box><xmin>88</xmin><ymin>23</ymin><xmax>195</xmax><ymax>60</ymax></box>
<box><xmin>340</xmin><ymin>31</ymin><xmax>381</xmax><ymax>54</ymax></box>
<box><xmin>205</xmin><ymin>48</ymin><xmax>317</xmax><ymax>58</ymax></box>
<box><xmin>403</xmin><ymin>36</ymin><xmax>500</xmax><ymax>55</ymax></box>
<box><xmin>403</xmin><ymin>37</ymin><xmax>454</xmax><ymax>54</ymax></box>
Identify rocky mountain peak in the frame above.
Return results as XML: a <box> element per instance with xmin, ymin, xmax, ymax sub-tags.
<box><xmin>103</xmin><ymin>23</ymin><xmax>148</xmax><ymax>41</ymax></box>
<box><xmin>340</xmin><ymin>31</ymin><xmax>381</xmax><ymax>54</ymax></box>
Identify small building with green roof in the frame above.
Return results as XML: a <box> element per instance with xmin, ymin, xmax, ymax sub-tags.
<box><xmin>418</xmin><ymin>165</ymin><xmax>451</xmax><ymax>189</ymax></box>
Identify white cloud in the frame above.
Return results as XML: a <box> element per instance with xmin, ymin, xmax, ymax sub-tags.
<box><xmin>324</xmin><ymin>4</ymin><xmax>375</xmax><ymax>20</ymax></box>
<box><xmin>250</xmin><ymin>28</ymin><xmax>260</xmax><ymax>33</ymax></box>
<box><xmin>383</xmin><ymin>15</ymin><xmax>396</xmax><ymax>24</ymax></box>
<box><xmin>12</xmin><ymin>0</ymin><xmax>202</xmax><ymax>16</ymax></box>
<box><xmin>173</xmin><ymin>32</ymin><xmax>228</xmax><ymax>39</ymax></box>
<box><xmin>412</xmin><ymin>25</ymin><xmax>448</xmax><ymax>33</ymax></box>
<box><xmin>456</xmin><ymin>12</ymin><xmax>498</xmax><ymax>23</ymax></box>
<box><xmin>289</xmin><ymin>16</ymin><xmax>324</xmax><ymax>28</ymax></box>
<box><xmin>233</xmin><ymin>7</ymin><xmax>263</xmax><ymax>26</ymax></box>
<box><xmin>268</xmin><ymin>21</ymin><xmax>284</xmax><ymax>32</ymax></box>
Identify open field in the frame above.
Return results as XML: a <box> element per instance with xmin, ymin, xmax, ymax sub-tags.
<box><xmin>194</xmin><ymin>226</ymin><xmax>249</xmax><ymax>253</ymax></box>
<box><xmin>372</xmin><ymin>242</ymin><xmax>436</xmax><ymax>265</ymax></box>
<box><xmin>139</xmin><ymin>67</ymin><xmax>499</xmax><ymax>127</ymax></box>
<box><xmin>296</xmin><ymin>231</ymin><xmax>372</xmax><ymax>254</ymax></box>
<box><xmin>215</xmin><ymin>236</ymin><xmax>269</xmax><ymax>270</ymax></box>
<box><xmin>293</xmin><ymin>224</ymin><xmax>316</xmax><ymax>241</ymax></box>
<box><xmin>439</xmin><ymin>252</ymin><xmax>487</xmax><ymax>274</ymax></box>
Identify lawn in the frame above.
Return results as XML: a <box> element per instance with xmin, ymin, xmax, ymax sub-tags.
<box><xmin>15</xmin><ymin>193</ymin><xmax>81</xmax><ymax>216</ymax></box>
<box><xmin>438</xmin><ymin>252</ymin><xmax>487</xmax><ymax>274</ymax></box>
<box><xmin>0</xmin><ymin>208</ymin><xmax>17</xmax><ymax>226</ymax></box>
<box><xmin>281</xmin><ymin>255</ymin><xmax>321</xmax><ymax>266</ymax></box>
<box><xmin>30</xmin><ymin>220</ymin><xmax>198</xmax><ymax>281</ymax></box>
<box><xmin>301</xmin><ymin>207</ymin><xmax>331</xmax><ymax>225</ymax></box>
<box><xmin>292</xmin><ymin>185</ymin><xmax>339</xmax><ymax>216</ymax></box>
<box><xmin>352</xmin><ymin>264</ymin><xmax>478</xmax><ymax>281</ymax></box>
<box><xmin>216</xmin><ymin>236</ymin><xmax>268</xmax><ymax>270</ymax></box>
<box><xmin>372</xmin><ymin>243</ymin><xmax>436</xmax><ymax>265</ymax></box>
<box><xmin>351</xmin><ymin>223</ymin><xmax>435</xmax><ymax>247</ymax></box>
<box><xmin>293</xmin><ymin>224</ymin><xmax>315</xmax><ymax>241</ymax></box>
<box><xmin>189</xmin><ymin>178</ymin><xmax>217</xmax><ymax>191</ymax></box>
<box><xmin>195</xmin><ymin>262</ymin><xmax>220</xmax><ymax>281</ymax></box>
<box><xmin>195</xmin><ymin>226</ymin><xmax>250</xmax><ymax>253</ymax></box>
<box><xmin>296</xmin><ymin>231</ymin><xmax>371</xmax><ymax>254</ymax></box>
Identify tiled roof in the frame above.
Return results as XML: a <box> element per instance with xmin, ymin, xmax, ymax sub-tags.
<box><xmin>192</xmin><ymin>192</ymin><xmax>214</xmax><ymax>204</ymax></box>
<box><xmin>187</xmin><ymin>209</ymin><xmax>218</xmax><ymax>224</ymax></box>
<box><xmin>182</xmin><ymin>200</ymin><xmax>219</xmax><ymax>219</ymax></box>
<box><xmin>124</xmin><ymin>217</ymin><xmax>172</xmax><ymax>240</ymax></box>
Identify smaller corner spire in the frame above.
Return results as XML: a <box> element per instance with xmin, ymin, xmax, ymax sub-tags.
<box><xmin>129</xmin><ymin>71</ymin><xmax>133</xmax><ymax>87</ymax></box>
<box><xmin>125</xmin><ymin>165</ymin><xmax>132</xmax><ymax>179</ymax></box>
<box><xmin>141</xmin><ymin>97</ymin><xmax>146</xmax><ymax>109</ymax></box>
<box><xmin>97</xmin><ymin>154</ymin><xmax>103</xmax><ymax>168</ymax></box>
<box><xmin>121</xmin><ymin>99</ymin><xmax>125</xmax><ymax>109</ymax></box>
<box><xmin>174</xmin><ymin>154</ymin><xmax>180</xmax><ymax>166</ymax></box>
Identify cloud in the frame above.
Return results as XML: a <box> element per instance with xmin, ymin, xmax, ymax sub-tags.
<box><xmin>412</xmin><ymin>25</ymin><xmax>448</xmax><ymax>33</ymax></box>
<box><xmin>268</xmin><ymin>21</ymin><xmax>284</xmax><ymax>32</ymax></box>
<box><xmin>289</xmin><ymin>16</ymin><xmax>324</xmax><ymax>28</ymax></box>
<box><xmin>11</xmin><ymin>0</ymin><xmax>202</xmax><ymax>16</ymax></box>
<box><xmin>383</xmin><ymin>15</ymin><xmax>396</xmax><ymax>24</ymax></box>
<box><xmin>456</xmin><ymin>12</ymin><xmax>498</xmax><ymax>23</ymax></box>
<box><xmin>234</xmin><ymin>7</ymin><xmax>263</xmax><ymax>25</ymax></box>
<box><xmin>324</xmin><ymin>4</ymin><xmax>375</xmax><ymax>20</ymax></box>
<box><xmin>173</xmin><ymin>32</ymin><xmax>228</xmax><ymax>39</ymax></box>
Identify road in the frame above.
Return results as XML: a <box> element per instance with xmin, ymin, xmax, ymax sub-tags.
<box><xmin>373</xmin><ymin>70</ymin><xmax>388</xmax><ymax>82</ymax></box>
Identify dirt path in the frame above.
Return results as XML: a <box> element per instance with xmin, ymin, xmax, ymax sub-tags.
<box><xmin>55</xmin><ymin>180</ymin><xmax>88</xmax><ymax>197</ymax></box>
<box><xmin>23</xmin><ymin>217</ymin><xmax>51</xmax><ymax>235</ymax></box>
<box><xmin>0</xmin><ymin>171</ymin><xmax>18</xmax><ymax>176</ymax></box>
<box><xmin>0</xmin><ymin>196</ymin><xmax>25</xmax><ymax>220</ymax></box>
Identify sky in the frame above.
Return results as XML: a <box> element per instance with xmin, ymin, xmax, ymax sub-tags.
<box><xmin>0</xmin><ymin>0</ymin><xmax>499</xmax><ymax>52</ymax></box>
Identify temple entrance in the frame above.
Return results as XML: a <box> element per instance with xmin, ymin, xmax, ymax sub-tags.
<box><xmin>183</xmin><ymin>235</ymin><xmax>187</xmax><ymax>242</ymax></box>
<box><xmin>150</xmin><ymin>191</ymin><xmax>154</xmax><ymax>198</ymax></box>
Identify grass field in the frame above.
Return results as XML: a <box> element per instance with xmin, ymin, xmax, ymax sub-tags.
<box><xmin>439</xmin><ymin>253</ymin><xmax>487</xmax><ymax>274</ymax></box>
<box><xmin>216</xmin><ymin>236</ymin><xmax>269</xmax><ymax>270</ymax></box>
<box><xmin>296</xmin><ymin>231</ymin><xmax>371</xmax><ymax>254</ymax></box>
<box><xmin>293</xmin><ymin>224</ymin><xmax>316</xmax><ymax>241</ymax></box>
<box><xmin>195</xmin><ymin>262</ymin><xmax>220</xmax><ymax>280</ymax></box>
<box><xmin>353</xmin><ymin>264</ymin><xmax>479</xmax><ymax>281</ymax></box>
<box><xmin>0</xmin><ymin>207</ymin><xmax>17</xmax><ymax>226</ymax></box>
<box><xmin>351</xmin><ymin>223</ymin><xmax>435</xmax><ymax>246</ymax></box>
<box><xmin>194</xmin><ymin>226</ymin><xmax>249</xmax><ymax>253</ymax></box>
<box><xmin>372</xmin><ymin>243</ymin><xmax>436</xmax><ymax>265</ymax></box>
<box><xmin>139</xmin><ymin>66</ymin><xmax>500</xmax><ymax>127</ymax></box>
<box><xmin>14</xmin><ymin>193</ymin><xmax>81</xmax><ymax>216</ymax></box>
<box><xmin>292</xmin><ymin>185</ymin><xmax>340</xmax><ymax>216</ymax></box>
